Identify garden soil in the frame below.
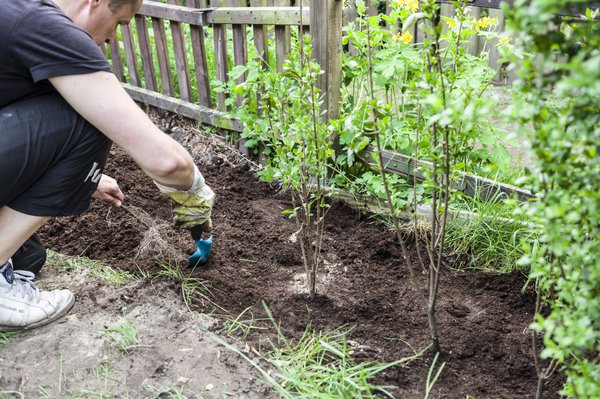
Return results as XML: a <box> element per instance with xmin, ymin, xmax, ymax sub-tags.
<box><xmin>1</xmin><ymin>115</ymin><xmax>561</xmax><ymax>398</ymax></box>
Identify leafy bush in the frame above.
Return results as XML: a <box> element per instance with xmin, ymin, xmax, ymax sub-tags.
<box><xmin>505</xmin><ymin>2</ymin><xmax>600</xmax><ymax>396</ymax></box>
<box><xmin>219</xmin><ymin>32</ymin><xmax>334</xmax><ymax>300</ymax></box>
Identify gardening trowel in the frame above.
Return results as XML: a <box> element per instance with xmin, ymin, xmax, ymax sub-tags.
<box><xmin>189</xmin><ymin>222</ymin><xmax>213</xmax><ymax>267</ymax></box>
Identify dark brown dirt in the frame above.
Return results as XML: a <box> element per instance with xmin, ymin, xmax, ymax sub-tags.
<box><xmin>37</xmin><ymin>117</ymin><xmax>562</xmax><ymax>398</ymax></box>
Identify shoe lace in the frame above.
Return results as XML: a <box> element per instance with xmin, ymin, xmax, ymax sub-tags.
<box><xmin>11</xmin><ymin>270</ymin><xmax>40</xmax><ymax>302</ymax></box>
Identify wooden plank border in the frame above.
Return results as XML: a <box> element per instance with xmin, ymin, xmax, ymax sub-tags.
<box><xmin>361</xmin><ymin>145</ymin><xmax>533</xmax><ymax>203</ymax></box>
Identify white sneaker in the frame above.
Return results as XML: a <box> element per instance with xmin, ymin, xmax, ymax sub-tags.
<box><xmin>0</xmin><ymin>260</ymin><xmax>75</xmax><ymax>331</ymax></box>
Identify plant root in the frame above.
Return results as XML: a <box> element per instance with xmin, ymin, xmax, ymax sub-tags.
<box><xmin>121</xmin><ymin>205</ymin><xmax>182</xmax><ymax>261</ymax></box>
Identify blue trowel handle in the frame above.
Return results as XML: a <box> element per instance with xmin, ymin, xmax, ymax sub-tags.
<box><xmin>189</xmin><ymin>235</ymin><xmax>213</xmax><ymax>267</ymax></box>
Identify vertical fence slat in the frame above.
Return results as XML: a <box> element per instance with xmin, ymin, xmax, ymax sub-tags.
<box><xmin>167</xmin><ymin>0</ymin><xmax>193</xmax><ymax>102</ymax></box>
<box><xmin>135</xmin><ymin>15</ymin><xmax>158</xmax><ymax>92</ymax></box>
<box><xmin>211</xmin><ymin>0</ymin><xmax>229</xmax><ymax>112</ymax></box>
<box><xmin>467</xmin><ymin>6</ymin><xmax>482</xmax><ymax>55</ymax></box>
<box><xmin>250</xmin><ymin>0</ymin><xmax>270</xmax><ymax>68</ymax></box>
<box><xmin>120</xmin><ymin>24</ymin><xmax>140</xmax><ymax>86</ymax></box>
<box><xmin>367</xmin><ymin>0</ymin><xmax>378</xmax><ymax>16</ymax></box>
<box><xmin>152</xmin><ymin>17</ymin><xmax>174</xmax><ymax>96</ymax></box>
<box><xmin>273</xmin><ymin>0</ymin><xmax>291</xmax><ymax>72</ymax></box>
<box><xmin>225</xmin><ymin>0</ymin><xmax>249</xmax><ymax>154</ymax></box>
<box><xmin>190</xmin><ymin>24</ymin><xmax>213</xmax><ymax>107</ymax></box>
<box><xmin>488</xmin><ymin>9</ymin><xmax>507</xmax><ymax>84</ymax></box>
<box><xmin>185</xmin><ymin>0</ymin><xmax>214</xmax><ymax>106</ymax></box>
<box><xmin>248</xmin><ymin>0</ymin><xmax>272</xmax><ymax>162</ymax></box>
<box><xmin>171</xmin><ymin>21</ymin><xmax>194</xmax><ymax>101</ymax></box>
<box><xmin>227</xmin><ymin>0</ymin><xmax>248</xmax><ymax>102</ymax></box>
<box><xmin>345</xmin><ymin>2</ymin><xmax>359</xmax><ymax>56</ymax></box>
<box><xmin>109</xmin><ymin>38</ymin><xmax>125</xmax><ymax>82</ymax></box>
<box><xmin>385</xmin><ymin>2</ymin><xmax>397</xmax><ymax>32</ymax></box>
<box><xmin>440</xmin><ymin>3</ymin><xmax>455</xmax><ymax>37</ymax></box>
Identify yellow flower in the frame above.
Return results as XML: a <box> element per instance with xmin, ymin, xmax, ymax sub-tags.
<box><xmin>399</xmin><ymin>31</ymin><xmax>413</xmax><ymax>43</ymax></box>
<box><xmin>392</xmin><ymin>31</ymin><xmax>413</xmax><ymax>43</ymax></box>
<box><xmin>475</xmin><ymin>16</ymin><xmax>498</xmax><ymax>31</ymax></box>
<box><xmin>395</xmin><ymin>0</ymin><xmax>419</xmax><ymax>13</ymax></box>
<box><xmin>447</xmin><ymin>19</ymin><xmax>457</xmax><ymax>29</ymax></box>
<box><xmin>499</xmin><ymin>36</ymin><xmax>510</xmax><ymax>44</ymax></box>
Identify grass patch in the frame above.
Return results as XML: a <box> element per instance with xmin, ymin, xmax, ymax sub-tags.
<box><xmin>265</xmin><ymin>326</ymin><xmax>416</xmax><ymax>398</ymax></box>
<box><xmin>361</xmin><ymin>192</ymin><xmax>537</xmax><ymax>274</ymax></box>
<box><xmin>47</xmin><ymin>251</ymin><xmax>138</xmax><ymax>286</ymax></box>
<box><xmin>210</xmin><ymin>302</ymin><xmax>422</xmax><ymax>398</ymax></box>
<box><xmin>0</xmin><ymin>331</ymin><xmax>17</xmax><ymax>346</ymax></box>
<box><xmin>102</xmin><ymin>317</ymin><xmax>142</xmax><ymax>354</ymax></box>
<box><xmin>154</xmin><ymin>260</ymin><xmax>222</xmax><ymax>312</ymax></box>
<box><xmin>218</xmin><ymin>307</ymin><xmax>269</xmax><ymax>340</ymax></box>
<box><xmin>444</xmin><ymin>196</ymin><xmax>538</xmax><ymax>273</ymax></box>
<box><xmin>424</xmin><ymin>352</ymin><xmax>446</xmax><ymax>399</ymax></box>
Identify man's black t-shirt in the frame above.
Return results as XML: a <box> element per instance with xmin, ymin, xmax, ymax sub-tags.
<box><xmin>0</xmin><ymin>0</ymin><xmax>112</xmax><ymax>108</ymax></box>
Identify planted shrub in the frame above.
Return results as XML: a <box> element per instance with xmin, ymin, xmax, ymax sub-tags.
<box><xmin>344</xmin><ymin>0</ymin><xmax>514</xmax><ymax>353</ymax></box>
<box><xmin>220</xmin><ymin>32</ymin><xmax>334</xmax><ymax>300</ymax></box>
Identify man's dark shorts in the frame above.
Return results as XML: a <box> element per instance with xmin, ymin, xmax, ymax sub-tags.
<box><xmin>0</xmin><ymin>92</ymin><xmax>111</xmax><ymax>216</ymax></box>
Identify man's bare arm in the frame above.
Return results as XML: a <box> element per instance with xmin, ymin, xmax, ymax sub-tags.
<box><xmin>49</xmin><ymin>71</ymin><xmax>194</xmax><ymax>190</ymax></box>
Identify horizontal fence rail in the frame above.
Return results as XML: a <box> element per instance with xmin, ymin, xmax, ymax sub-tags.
<box><xmin>138</xmin><ymin>2</ymin><xmax>310</xmax><ymax>25</ymax></box>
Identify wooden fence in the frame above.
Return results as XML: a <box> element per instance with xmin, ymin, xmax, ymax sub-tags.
<box><xmin>106</xmin><ymin>0</ymin><xmax>345</xmax><ymax>156</ymax></box>
<box><xmin>107</xmin><ymin>0</ymin><xmax>517</xmax><ymax>136</ymax></box>
<box><xmin>108</xmin><ymin>1</ymin><xmax>307</xmax><ymax>133</ymax></box>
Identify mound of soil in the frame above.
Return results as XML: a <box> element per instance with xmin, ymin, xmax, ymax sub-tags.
<box><xmin>9</xmin><ymin>116</ymin><xmax>560</xmax><ymax>397</ymax></box>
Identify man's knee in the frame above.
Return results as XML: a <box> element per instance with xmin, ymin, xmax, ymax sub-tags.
<box><xmin>12</xmin><ymin>234</ymin><xmax>46</xmax><ymax>275</ymax></box>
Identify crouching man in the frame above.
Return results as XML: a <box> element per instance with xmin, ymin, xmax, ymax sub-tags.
<box><xmin>0</xmin><ymin>0</ymin><xmax>214</xmax><ymax>330</ymax></box>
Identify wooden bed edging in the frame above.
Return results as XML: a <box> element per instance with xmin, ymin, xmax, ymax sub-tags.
<box><xmin>361</xmin><ymin>145</ymin><xmax>533</xmax><ymax>203</ymax></box>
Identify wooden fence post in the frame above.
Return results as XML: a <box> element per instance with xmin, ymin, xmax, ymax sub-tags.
<box><xmin>310</xmin><ymin>0</ymin><xmax>343</xmax><ymax>121</ymax></box>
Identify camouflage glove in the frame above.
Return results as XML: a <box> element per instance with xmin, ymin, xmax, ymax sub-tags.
<box><xmin>154</xmin><ymin>165</ymin><xmax>215</xmax><ymax>233</ymax></box>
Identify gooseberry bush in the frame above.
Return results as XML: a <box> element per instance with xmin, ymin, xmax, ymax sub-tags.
<box><xmin>218</xmin><ymin>33</ymin><xmax>334</xmax><ymax>301</ymax></box>
<box><xmin>341</xmin><ymin>0</ymin><xmax>515</xmax><ymax>353</ymax></box>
